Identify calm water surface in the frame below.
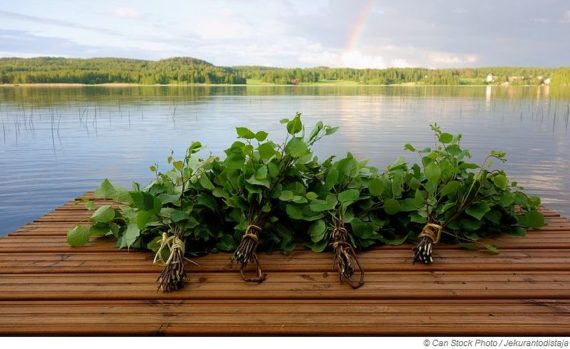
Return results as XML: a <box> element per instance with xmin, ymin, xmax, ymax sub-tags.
<box><xmin>0</xmin><ymin>85</ymin><xmax>569</xmax><ymax>235</ymax></box>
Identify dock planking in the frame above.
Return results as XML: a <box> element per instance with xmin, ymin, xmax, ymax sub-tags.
<box><xmin>0</xmin><ymin>193</ymin><xmax>569</xmax><ymax>335</ymax></box>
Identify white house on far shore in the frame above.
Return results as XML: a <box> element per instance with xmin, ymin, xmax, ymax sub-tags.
<box><xmin>486</xmin><ymin>73</ymin><xmax>494</xmax><ymax>83</ymax></box>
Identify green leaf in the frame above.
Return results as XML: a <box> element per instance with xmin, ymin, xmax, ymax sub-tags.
<box><xmin>368</xmin><ymin>178</ymin><xmax>385</xmax><ymax>196</ymax></box>
<box><xmin>338</xmin><ymin>157</ymin><xmax>357</xmax><ymax>177</ymax></box>
<box><xmin>286</xmin><ymin>114</ymin><xmax>303</xmax><ymax>135</ymax></box>
<box><xmin>403</xmin><ymin>143</ymin><xmax>416</xmax><ymax>152</ymax></box>
<box><xmin>379</xmin><ymin>232</ymin><xmax>409</xmax><ymax>246</ymax></box>
<box><xmin>465</xmin><ymin>202</ymin><xmax>491</xmax><ymax>220</ymax></box>
<box><xmin>338</xmin><ymin>189</ymin><xmax>360</xmax><ymax>204</ymax></box>
<box><xmin>172</xmin><ymin>161</ymin><xmax>184</xmax><ymax>171</ymax></box>
<box><xmin>383</xmin><ymin>198</ymin><xmax>401</xmax><ymax>215</ymax></box>
<box><xmin>286</xmin><ymin>204</ymin><xmax>304</xmax><ymax>220</ymax></box>
<box><xmin>267</xmin><ymin>162</ymin><xmax>279</xmax><ymax>178</ymax></box>
<box><xmin>130</xmin><ymin>192</ymin><xmax>162</xmax><ymax>213</ymax></box>
<box><xmin>94</xmin><ymin>179</ymin><xmax>116</xmax><ymax>199</ymax></box>
<box><xmin>246</xmin><ymin>174</ymin><xmax>271</xmax><ymax>188</ymax></box>
<box><xmin>459</xmin><ymin>162</ymin><xmax>479</xmax><ymax>170</ymax></box>
<box><xmin>259</xmin><ymin>142</ymin><xmax>277</xmax><ymax>161</ymax></box>
<box><xmin>325</xmin><ymin>168</ymin><xmax>339</xmax><ymax>190</ymax></box>
<box><xmin>285</xmin><ymin>137</ymin><xmax>309</xmax><ymax>158</ymax></box>
<box><xmin>90</xmin><ymin>205</ymin><xmax>115</xmax><ymax>223</ymax></box>
<box><xmin>461</xmin><ymin>218</ymin><xmax>482</xmax><ymax>231</ymax></box>
<box><xmin>124</xmin><ymin>223</ymin><xmax>141</xmax><ymax>247</ymax></box>
<box><xmin>492</xmin><ymin>174</ymin><xmax>508</xmax><ymax>190</ymax></box>
<box><xmin>439</xmin><ymin>132</ymin><xmax>453</xmax><ymax>144</ymax></box>
<box><xmin>424</xmin><ymin>163</ymin><xmax>441</xmax><ymax>185</ymax></box>
<box><xmin>306</xmin><ymin>192</ymin><xmax>318</xmax><ymax>200</ymax></box>
<box><xmin>440</xmin><ymin>180</ymin><xmax>461</xmax><ymax>197</ymax></box>
<box><xmin>410</xmin><ymin>213</ymin><xmax>427</xmax><ymax>224</ymax></box>
<box><xmin>187</xmin><ymin>141</ymin><xmax>202</xmax><ymax>154</ymax></box>
<box><xmin>308</xmin><ymin>220</ymin><xmax>327</xmax><ymax>243</ymax></box>
<box><xmin>199</xmin><ymin>174</ymin><xmax>215</xmax><ymax>190</ymax></box>
<box><xmin>525</xmin><ymin>210</ymin><xmax>545</xmax><ymax>229</ymax></box>
<box><xmin>309</xmin><ymin>196</ymin><xmax>338</xmax><ymax>212</ymax></box>
<box><xmin>136</xmin><ymin>210</ymin><xmax>152</xmax><ymax>229</ymax></box>
<box><xmin>414</xmin><ymin>190</ymin><xmax>425</xmax><ymax>206</ymax></box>
<box><xmin>197</xmin><ymin>195</ymin><xmax>217</xmax><ymax>211</ymax></box>
<box><xmin>216</xmin><ymin>235</ymin><xmax>236</xmax><ymax>251</ymax></box>
<box><xmin>84</xmin><ymin>200</ymin><xmax>96</xmax><ymax>211</ymax></box>
<box><xmin>308</xmin><ymin>121</ymin><xmax>323</xmax><ymax>142</ymax></box>
<box><xmin>499</xmin><ymin>192</ymin><xmax>514</xmax><ymax>207</ymax></box>
<box><xmin>254</xmin><ymin>165</ymin><xmax>268</xmax><ymax>180</ymax></box>
<box><xmin>399</xmin><ymin>198</ymin><xmax>420</xmax><ymax>212</ymax></box>
<box><xmin>224</xmin><ymin>153</ymin><xmax>245</xmax><ymax>169</ymax></box>
<box><xmin>89</xmin><ymin>223</ymin><xmax>110</xmax><ymax>237</ymax></box>
<box><xmin>279</xmin><ymin>190</ymin><xmax>294</xmax><ymax>201</ymax></box>
<box><xmin>324</xmin><ymin>126</ymin><xmax>339</xmax><ymax>135</ymax></box>
<box><xmin>351</xmin><ymin>219</ymin><xmax>375</xmax><ymax>239</ymax></box>
<box><xmin>308</xmin><ymin>239</ymin><xmax>328</xmax><ymax>253</ymax></box>
<box><xmin>147</xmin><ymin>236</ymin><xmax>163</xmax><ymax>253</ymax></box>
<box><xmin>236</xmin><ymin>127</ymin><xmax>256</xmax><ymax>139</ymax></box>
<box><xmin>158</xmin><ymin>193</ymin><xmax>181</xmax><ymax>204</ymax></box>
<box><xmin>67</xmin><ymin>225</ymin><xmax>91</xmax><ymax>247</ymax></box>
<box><xmin>255</xmin><ymin>131</ymin><xmax>268</xmax><ymax>142</ymax></box>
<box><xmin>482</xmin><ymin>243</ymin><xmax>499</xmax><ymax>255</ymax></box>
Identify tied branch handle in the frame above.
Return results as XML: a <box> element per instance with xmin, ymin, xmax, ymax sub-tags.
<box><xmin>232</xmin><ymin>224</ymin><xmax>266</xmax><ymax>283</ymax></box>
<box><xmin>413</xmin><ymin>223</ymin><xmax>443</xmax><ymax>264</ymax></box>
<box><xmin>331</xmin><ymin>222</ymin><xmax>364</xmax><ymax>289</ymax></box>
<box><xmin>153</xmin><ymin>229</ymin><xmax>197</xmax><ymax>292</ymax></box>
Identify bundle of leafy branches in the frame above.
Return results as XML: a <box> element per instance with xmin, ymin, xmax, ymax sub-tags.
<box><xmin>401</xmin><ymin>124</ymin><xmax>545</xmax><ymax>264</ymax></box>
<box><xmin>68</xmin><ymin>141</ymin><xmax>231</xmax><ymax>292</ymax></box>
<box><xmin>284</xmin><ymin>153</ymin><xmax>391</xmax><ymax>288</ymax></box>
<box><xmin>67</xmin><ymin>115</ymin><xmax>546</xmax><ymax>292</ymax></box>
<box><xmin>209</xmin><ymin>113</ymin><xmax>337</xmax><ymax>281</ymax></box>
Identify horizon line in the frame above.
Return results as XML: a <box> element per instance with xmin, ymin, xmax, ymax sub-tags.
<box><xmin>0</xmin><ymin>55</ymin><xmax>568</xmax><ymax>70</ymax></box>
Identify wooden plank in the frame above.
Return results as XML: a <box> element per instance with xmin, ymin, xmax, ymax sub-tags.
<box><xmin>2</xmin><ymin>249</ymin><xmax>570</xmax><ymax>274</ymax></box>
<box><xmin>1</xmin><ymin>193</ymin><xmax>569</xmax><ymax>335</ymax></box>
<box><xmin>1</xmin><ymin>323</ymin><xmax>569</xmax><ymax>336</ymax></box>
<box><xmin>0</xmin><ymin>299</ymin><xmax>569</xmax><ymax>335</ymax></box>
<box><xmin>1</xmin><ymin>271</ymin><xmax>570</xmax><ymax>301</ymax></box>
<box><xmin>1</xmin><ymin>299</ymin><xmax>569</xmax><ymax>314</ymax></box>
<box><xmin>0</xmin><ymin>300</ymin><xmax>570</xmax><ymax>335</ymax></box>
<box><xmin>5</xmin><ymin>232</ymin><xmax>570</xmax><ymax>253</ymax></box>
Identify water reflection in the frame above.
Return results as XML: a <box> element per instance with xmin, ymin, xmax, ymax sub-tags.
<box><xmin>0</xmin><ymin>85</ymin><xmax>569</xmax><ymax>235</ymax></box>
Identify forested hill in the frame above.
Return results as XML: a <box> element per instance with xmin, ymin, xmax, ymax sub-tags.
<box><xmin>1</xmin><ymin>56</ymin><xmax>569</xmax><ymax>87</ymax></box>
<box><xmin>0</xmin><ymin>57</ymin><xmax>246</xmax><ymax>84</ymax></box>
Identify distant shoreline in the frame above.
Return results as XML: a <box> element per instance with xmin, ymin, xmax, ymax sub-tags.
<box><xmin>0</xmin><ymin>82</ymin><xmax>548</xmax><ymax>88</ymax></box>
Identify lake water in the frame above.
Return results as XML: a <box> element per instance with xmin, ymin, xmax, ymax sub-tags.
<box><xmin>0</xmin><ymin>85</ymin><xmax>569</xmax><ymax>236</ymax></box>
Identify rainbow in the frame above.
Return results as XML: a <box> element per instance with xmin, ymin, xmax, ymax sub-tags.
<box><xmin>345</xmin><ymin>0</ymin><xmax>376</xmax><ymax>52</ymax></box>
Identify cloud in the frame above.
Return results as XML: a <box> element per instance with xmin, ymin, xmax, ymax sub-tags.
<box><xmin>391</xmin><ymin>58</ymin><xmax>412</xmax><ymax>68</ymax></box>
<box><xmin>300</xmin><ymin>49</ymin><xmax>386</xmax><ymax>69</ymax></box>
<box><xmin>113</xmin><ymin>8</ymin><xmax>142</xmax><ymax>19</ymax></box>
<box><xmin>0</xmin><ymin>1</ymin><xmax>569</xmax><ymax>67</ymax></box>
<box><xmin>0</xmin><ymin>10</ymin><xmax>119</xmax><ymax>35</ymax></box>
<box><xmin>0</xmin><ymin>29</ymin><xmax>178</xmax><ymax>59</ymax></box>
<box><xmin>428</xmin><ymin>52</ymin><xmax>479</xmax><ymax>66</ymax></box>
<box><xmin>0</xmin><ymin>29</ymin><xmax>93</xmax><ymax>56</ymax></box>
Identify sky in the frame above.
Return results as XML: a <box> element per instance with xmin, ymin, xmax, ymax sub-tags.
<box><xmin>0</xmin><ymin>0</ymin><xmax>569</xmax><ymax>68</ymax></box>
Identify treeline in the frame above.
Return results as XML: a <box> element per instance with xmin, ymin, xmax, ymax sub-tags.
<box><xmin>235</xmin><ymin>66</ymin><xmax>569</xmax><ymax>86</ymax></box>
<box><xmin>0</xmin><ymin>57</ymin><xmax>246</xmax><ymax>84</ymax></box>
<box><xmin>0</xmin><ymin>57</ymin><xmax>568</xmax><ymax>86</ymax></box>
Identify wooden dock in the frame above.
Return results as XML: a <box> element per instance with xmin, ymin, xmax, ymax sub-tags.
<box><xmin>1</xmin><ymin>194</ymin><xmax>570</xmax><ymax>335</ymax></box>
